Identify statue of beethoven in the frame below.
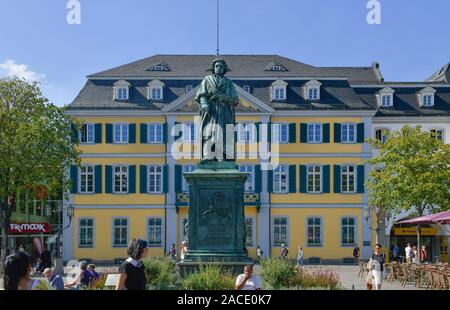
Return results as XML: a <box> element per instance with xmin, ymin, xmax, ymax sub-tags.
<box><xmin>194</xmin><ymin>58</ymin><xmax>240</xmax><ymax>162</ymax></box>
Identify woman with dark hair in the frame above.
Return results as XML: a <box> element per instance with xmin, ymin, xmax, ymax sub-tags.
<box><xmin>65</xmin><ymin>260</ymin><xmax>92</xmax><ymax>289</ymax></box>
<box><xmin>5</xmin><ymin>251</ymin><xmax>44</xmax><ymax>290</ymax></box>
<box><xmin>116</xmin><ymin>238</ymin><xmax>148</xmax><ymax>290</ymax></box>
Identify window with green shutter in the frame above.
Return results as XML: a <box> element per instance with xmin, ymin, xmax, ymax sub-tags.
<box><xmin>322</xmin><ymin>165</ymin><xmax>330</xmax><ymax>193</ymax></box>
<box><xmin>300</xmin><ymin>123</ymin><xmax>308</xmax><ymax>143</ymax></box>
<box><xmin>129</xmin><ymin>124</ymin><xmax>136</xmax><ymax>144</ymax></box>
<box><xmin>322</xmin><ymin>124</ymin><xmax>330</xmax><ymax>143</ymax></box>
<box><xmin>70</xmin><ymin>165</ymin><xmax>78</xmax><ymax>194</ymax></box>
<box><xmin>334</xmin><ymin>123</ymin><xmax>341</xmax><ymax>143</ymax></box>
<box><xmin>140</xmin><ymin>165</ymin><xmax>148</xmax><ymax>194</ymax></box>
<box><xmin>255</xmin><ymin>165</ymin><xmax>262</xmax><ymax>193</ymax></box>
<box><xmin>357</xmin><ymin>123</ymin><xmax>365</xmax><ymax>143</ymax></box>
<box><xmin>299</xmin><ymin>165</ymin><xmax>307</xmax><ymax>193</ymax></box>
<box><xmin>357</xmin><ymin>165</ymin><xmax>365</xmax><ymax>193</ymax></box>
<box><xmin>334</xmin><ymin>165</ymin><xmax>341</xmax><ymax>193</ymax></box>
<box><xmin>140</xmin><ymin>123</ymin><xmax>148</xmax><ymax>144</ymax></box>
<box><xmin>289</xmin><ymin>165</ymin><xmax>296</xmax><ymax>193</ymax></box>
<box><xmin>94</xmin><ymin>165</ymin><xmax>102</xmax><ymax>193</ymax></box>
<box><xmin>105</xmin><ymin>124</ymin><xmax>113</xmax><ymax>143</ymax></box>
<box><xmin>105</xmin><ymin>165</ymin><xmax>112</xmax><ymax>193</ymax></box>
<box><xmin>288</xmin><ymin>123</ymin><xmax>297</xmax><ymax>143</ymax></box>
<box><xmin>94</xmin><ymin>124</ymin><xmax>102</xmax><ymax>144</ymax></box>
<box><xmin>128</xmin><ymin>165</ymin><xmax>136</xmax><ymax>193</ymax></box>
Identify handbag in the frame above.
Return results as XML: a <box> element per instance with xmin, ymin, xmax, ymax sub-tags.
<box><xmin>366</xmin><ymin>271</ymin><xmax>374</xmax><ymax>290</ymax></box>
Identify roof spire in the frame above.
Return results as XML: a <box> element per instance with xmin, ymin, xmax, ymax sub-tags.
<box><xmin>216</xmin><ymin>0</ymin><xmax>220</xmax><ymax>56</ymax></box>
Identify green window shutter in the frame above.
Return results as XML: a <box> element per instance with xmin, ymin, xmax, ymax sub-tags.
<box><xmin>255</xmin><ymin>165</ymin><xmax>262</xmax><ymax>193</ymax></box>
<box><xmin>94</xmin><ymin>165</ymin><xmax>102</xmax><ymax>193</ymax></box>
<box><xmin>94</xmin><ymin>124</ymin><xmax>102</xmax><ymax>144</ymax></box>
<box><xmin>71</xmin><ymin>124</ymin><xmax>79</xmax><ymax>144</ymax></box>
<box><xmin>106</xmin><ymin>124</ymin><xmax>113</xmax><ymax>144</ymax></box>
<box><xmin>300</xmin><ymin>123</ymin><xmax>307</xmax><ymax>143</ymax></box>
<box><xmin>267</xmin><ymin>122</ymin><xmax>272</xmax><ymax>144</ymax></box>
<box><xmin>70</xmin><ymin>165</ymin><xmax>78</xmax><ymax>193</ymax></box>
<box><xmin>334</xmin><ymin>165</ymin><xmax>341</xmax><ymax>193</ymax></box>
<box><xmin>299</xmin><ymin>165</ymin><xmax>307</xmax><ymax>193</ymax></box>
<box><xmin>357</xmin><ymin>165</ymin><xmax>365</xmax><ymax>193</ymax></box>
<box><xmin>268</xmin><ymin>170</ymin><xmax>273</xmax><ymax>193</ymax></box>
<box><xmin>323</xmin><ymin>123</ymin><xmax>330</xmax><ymax>143</ymax></box>
<box><xmin>357</xmin><ymin>123</ymin><xmax>365</xmax><ymax>143</ymax></box>
<box><xmin>255</xmin><ymin>122</ymin><xmax>261</xmax><ymax>142</ymax></box>
<box><xmin>322</xmin><ymin>165</ymin><xmax>330</xmax><ymax>193</ymax></box>
<box><xmin>163</xmin><ymin>165</ymin><xmax>169</xmax><ymax>193</ymax></box>
<box><xmin>289</xmin><ymin>165</ymin><xmax>297</xmax><ymax>193</ymax></box>
<box><xmin>175</xmin><ymin>165</ymin><xmax>182</xmax><ymax>193</ymax></box>
<box><xmin>128</xmin><ymin>165</ymin><xmax>136</xmax><ymax>193</ymax></box>
<box><xmin>129</xmin><ymin>124</ymin><xmax>136</xmax><ymax>144</ymax></box>
<box><xmin>140</xmin><ymin>165</ymin><xmax>148</xmax><ymax>194</ymax></box>
<box><xmin>289</xmin><ymin>123</ymin><xmax>297</xmax><ymax>143</ymax></box>
<box><xmin>105</xmin><ymin>165</ymin><xmax>112</xmax><ymax>193</ymax></box>
<box><xmin>140</xmin><ymin>124</ymin><xmax>148</xmax><ymax>144</ymax></box>
<box><xmin>163</xmin><ymin>123</ymin><xmax>168</xmax><ymax>144</ymax></box>
<box><xmin>334</xmin><ymin>123</ymin><xmax>341</xmax><ymax>143</ymax></box>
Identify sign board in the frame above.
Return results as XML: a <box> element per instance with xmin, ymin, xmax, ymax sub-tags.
<box><xmin>393</xmin><ymin>227</ymin><xmax>437</xmax><ymax>236</ymax></box>
<box><xmin>8</xmin><ymin>222</ymin><xmax>51</xmax><ymax>234</ymax></box>
<box><xmin>105</xmin><ymin>274</ymin><xmax>118</xmax><ymax>287</ymax></box>
<box><xmin>363</xmin><ymin>241</ymin><xmax>371</xmax><ymax>247</ymax></box>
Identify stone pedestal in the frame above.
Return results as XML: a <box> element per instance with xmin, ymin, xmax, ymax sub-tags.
<box><xmin>177</xmin><ymin>162</ymin><xmax>253</xmax><ymax>275</ymax></box>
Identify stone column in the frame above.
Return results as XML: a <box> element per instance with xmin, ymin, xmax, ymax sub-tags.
<box><xmin>165</xmin><ymin>115</ymin><xmax>177</xmax><ymax>253</ymax></box>
<box><xmin>258</xmin><ymin>116</ymin><xmax>271</xmax><ymax>258</ymax></box>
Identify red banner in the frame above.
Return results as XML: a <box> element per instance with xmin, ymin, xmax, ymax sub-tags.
<box><xmin>8</xmin><ymin>222</ymin><xmax>51</xmax><ymax>234</ymax></box>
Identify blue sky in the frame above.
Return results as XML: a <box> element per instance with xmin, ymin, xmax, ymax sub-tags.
<box><xmin>0</xmin><ymin>0</ymin><xmax>449</xmax><ymax>106</ymax></box>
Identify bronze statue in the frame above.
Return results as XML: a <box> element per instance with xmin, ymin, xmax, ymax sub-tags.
<box><xmin>194</xmin><ymin>58</ymin><xmax>239</xmax><ymax>162</ymax></box>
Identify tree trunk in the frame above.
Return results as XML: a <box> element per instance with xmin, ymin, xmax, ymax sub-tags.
<box><xmin>416</xmin><ymin>223</ymin><xmax>421</xmax><ymax>264</ymax></box>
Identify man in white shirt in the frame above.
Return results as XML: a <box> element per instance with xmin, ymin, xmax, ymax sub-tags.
<box><xmin>405</xmin><ymin>243</ymin><xmax>412</xmax><ymax>263</ymax></box>
<box><xmin>235</xmin><ymin>265</ymin><xmax>262</xmax><ymax>290</ymax></box>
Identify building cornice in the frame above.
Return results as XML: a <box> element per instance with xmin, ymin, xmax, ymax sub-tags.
<box><xmin>373</xmin><ymin>116</ymin><xmax>450</xmax><ymax>123</ymax></box>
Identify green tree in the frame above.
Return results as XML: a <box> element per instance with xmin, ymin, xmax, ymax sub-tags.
<box><xmin>0</xmin><ymin>77</ymin><xmax>81</xmax><ymax>267</ymax></box>
<box><xmin>367</xmin><ymin>125</ymin><xmax>450</xmax><ymax>261</ymax></box>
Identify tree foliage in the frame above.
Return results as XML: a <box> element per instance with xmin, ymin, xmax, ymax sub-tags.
<box><xmin>0</xmin><ymin>77</ymin><xmax>81</xmax><ymax>201</ymax></box>
<box><xmin>367</xmin><ymin>125</ymin><xmax>450</xmax><ymax>217</ymax></box>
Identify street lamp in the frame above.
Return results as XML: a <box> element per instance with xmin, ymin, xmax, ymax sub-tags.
<box><xmin>364</xmin><ymin>205</ymin><xmax>391</xmax><ymax>247</ymax></box>
<box><xmin>54</xmin><ymin>203</ymin><xmax>74</xmax><ymax>275</ymax></box>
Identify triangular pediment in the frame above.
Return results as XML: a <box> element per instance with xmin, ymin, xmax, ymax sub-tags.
<box><xmin>162</xmin><ymin>83</ymin><xmax>274</xmax><ymax>114</ymax></box>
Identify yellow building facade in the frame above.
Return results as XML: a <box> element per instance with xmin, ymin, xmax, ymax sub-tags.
<box><xmin>63</xmin><ymin>55</ymin><xmax>379</xmax><ymax>263</ymax></box>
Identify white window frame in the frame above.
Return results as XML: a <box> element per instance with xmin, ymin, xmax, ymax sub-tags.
<box><xmin>79</xmin><ymin>123</ymin><xmax>95</xmax><ymax>144</ymax></box>
<box><xmin>115</xmin><ymin>87</ymin><xmax>129</xmax><ymax>100</ymax></box>
<box><xmin>306</xmin><ymin>217</ymin><xmax>322</xmax><ymax>247</ymax></box>
<box><xmin>272</xmin><ymin>123</ymin><xmax>289</xmax><ymax>144</ymax></box>
<box><xmin>305</xmin><ymin>80</ymin><xmax>322</xmax><ymax>100</ymax></box>
<box><xmin>418</xmin><ymin>87</ymin><xmax>436</xmax><ymax>107</ymax></box>
<box><xmin>147</xmin><ymin>217</ymin><xmax>164</xmax><ymax>247</ymax></box>
<box><xmin>271</xmin><ymin>79</ymin><xmax>288</xmax><ymax>101</ymax></box>
<box><xmin>113</xmin><ymin>165</ymin><xmax>129</xmax><ymax>194</ymax></box>
<box><xmin>113</xmin><ymin>123</ymin><xmax>129</xmax><ymax>144</ymax></box>
<box><xmin>185</xmin><ymin>85</ymin><xmax>193</xmax><ymax>93</ymax></box>
<box><xmin>147</xmin><ymin>79</ymin><xmax>165</xmax><ymax>100</ymax></box>
<box><xmin>377</xmin><ymin>87</ymin><xmax>395</xmax><ymax>107</ymax></box>
<box><xmin>112</xmin><ymin>217</ymin><xmax>129</xmax><ymax>248</ymax></box>
<box><xmin>237</xmin><ymin>123</ymin><xmax>256</xmax><ymax>143</ymax></box>
<box><xmin>341</xmin><ymin>123</ymin><xmax>357</xmax><ymax>144</ymax></box>
<box><xmin>307</xmin><ymin>123</ymin><xmax>322</xmax><ymax>143</ymax></box>
<box><xmin>341</xmin><ymin>217</ymin><xmax>357</xmax><ymax>247</ymax></box>
<box><xmin>239</xmin><ymin>165</ymin><xmax>255</xmax><ymax>193</ymax></box>
<box><xmin>375</xmin><ymin>128</ymin><xmax>390</xmax><ymax>145</ymax></box>
<box><xmin>273</xmin><ymin>165</ymin><xmax>289</xmax><ymax>194</ymax></box>
<box><xmin>245</xmin><ymin>217</ymin><xmax>255</xmax><ymax>247</ymax></box>
<box><xmin>243</xmin><ymin>85</ymin><xmax>251</xmax><ymax>93</ymax></box>
<box><xmin>78</xmin><ymin>217</ymin><xmax>95</xmax><ymax>248</ymax></box>
<box><xmin>79</xmin><ymin>165</ymin><xmax>95</xmax><ymax>194</ymax></box>
<box><xmin>307</xmin><ymin>165</ymin><xmax>322</xmax><ymax>193</ymax></box>
<box><xmin>182</xmin><ymin>123</ymin><xmax>197</xmax><ymax>143</ymax></box>
<box><xmin>273</xmin><ymin>217</ymin><xmax>289</xmax><ymax>247</ymax></box>
<box><xmin>182</xmin><ymin>165</ymin><xmax>196</xmax><ymax>193</ymax></box>
<box><xmin>341</xmin><ymin>165</ymin><xmax>356</xmax><ymax>194</ymax></box>
<box><xmin>148</xmin><ymin>123</ymin><xmax>163</xmax><ymax>144</ymax></box>
<box><xmin>430</xmin><ymin>128</ymin><xmax>445</xmax><ymax>142</ymax></box>
<box><xmin>147</xmin><ymin>165</ymin><xmax>163</xmax><ymax>194</ymax></box>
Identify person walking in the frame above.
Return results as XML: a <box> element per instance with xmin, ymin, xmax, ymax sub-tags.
<box><xmin>411</xmin><ymin>246</ymin><xmax>418</xmax><ymax>263</ymax></box>
<box><xmin>420</xmin><ymin>245</ymin><xmax>427</xmax><ymax>263</ymax></box>
<box><xmin>405</xmin><ymin>243</ymin><xmax>412</xmax><ymax>263</ymax></box>
<box><xmin>280</xmin><ymin>244</ymin><xmax>288</xmax><ymax>259</ymax></box>
<box><xmin>353</xmin><ymin>244</ymin><xmax>360</xmax><ymax>264</ymax></box>
<box><xmin>43</xmin><ymin>268</ymin><xmax>65</xmax><ymax>290</ymax></box>
<box><xmin>256</xmin><ymin>246</ymin><xmax>263</xmax><ymax>262</ymax></box>
<box><xmin>116</xmin><ymin>238</ymin><xmax>148</xmax><ymax>290</ymax></box>
<box><xmin>392</xmin><ymin>243</ymin><xmax>400</xmax><ymax>262</ymax></box>
<box><xmin>4</xmin><ymin>251</ymin><xmax>47</xmax><ymax>290</ymax></box>
<box><xmin>368</xmin><ymin>243</ymin><xmax>386</xmax><ymax>290</ymax></box>
<box><xmin>180</xmin><ymin>241</ymin><xmax>188</xmax><ymax>261</ymax></box>
<box><xmin>235</xmin><ymin>265</ymin><xmax>262</xmax><ymax>290</ymax></box>
<box><xmin>297</xmin><ymin>246</ymin><xmax>304</xmax><ymax>267</ymax></box>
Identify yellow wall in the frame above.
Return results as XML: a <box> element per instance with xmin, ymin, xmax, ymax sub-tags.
<box><xmin>73</xmin><ymin>209</ymin><xmax>165</xmax><ymax>260</ymax></box>
<box><xmin>270</xmin><ymin>208</ymin><xmax>362</xmax><ymax>259</ymax></box>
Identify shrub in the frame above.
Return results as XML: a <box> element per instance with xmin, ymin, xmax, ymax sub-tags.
<box><xmin>182</xmin><ymin>264</ymin><xmax>235</xmax><ymax>290</ymax></box>
<box><xmin>143</xmin><ymin>257</ymin><xmax>177</xmax><ymax>290</ymax></box>
<box><xmin>260</xmin><ymin>258</ymin><xmax>297</xmax><ymax>289</ymax></box>
<box><xmin>295</xmin><ymin>266</ymin><xmax>341</xmax><ymax>290</ymax></box>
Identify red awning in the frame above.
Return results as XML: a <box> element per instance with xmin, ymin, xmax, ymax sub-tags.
<box><xmin>397</xmin><ymin>210</ymin><xmax>450</xmax><ymax>225</ymax></box>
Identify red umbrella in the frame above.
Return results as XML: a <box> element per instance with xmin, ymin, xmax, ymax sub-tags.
<box><xmin>429</xmin><ymin>210</ymin><xmax>450</xmax><ymax>224</ymax></box>
<box><xmin>397</xmin><ymin>210</ymin><xmax>450</xmax><ymax>225</ymax></box>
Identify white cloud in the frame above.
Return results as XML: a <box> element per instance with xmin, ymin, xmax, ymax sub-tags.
<box><xmin>0</xmin><ymin>59</ymin><xmax>45</xmax><ymax>82</ymax></box>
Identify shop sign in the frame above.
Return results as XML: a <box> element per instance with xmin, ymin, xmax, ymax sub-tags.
<box><xmin>9</xmin><ymin>222</ymin><xmax>51</xmax><ymax>234</ymax></box>
<box><xmin>393</xmin><ymin>227</ymin><xmax>437</xmax><ymax>236</ymax></box>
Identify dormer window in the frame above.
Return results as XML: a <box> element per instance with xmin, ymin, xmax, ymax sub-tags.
<box><xmin>305</xmin><ymin>80</ymin><xmax>322</xmax><ymax>100</ymax></box>
<box><xmin>185</xmin><ymin>85</ymin><xmax>193</xmax><ymax>93</ymax></box>
<box><xmin>265</xmin><ymin>62</ymin><xmax>288</xmax><ymax>72</ymax></box>
<box><xmin>113</xmin><ymin>79</ymin><xmax>131</xmax><ymax>101</ymax></box>
<box><xmin>418</xmin><ymin>87</ymin><xmax>436</xmax><ymax>107</ymax></box>
<box><xmin>377</xmin><ymin>87</ymin><xmax>395</xmax><ymax>107</ymax></box>
<box><xmin>271</xmin><ymin>79</ymin><xmax>288</xmax><ymax>101</ymax></box>
<box><xmin>148</xmin><ymin>62</ymin><xmax>170</xmax><ymax>72</ymax></box>
<box><xmin>147</xmin><ymin>79</ymin><xmax>165</xmax><ymax>100</ymax></box>
<box><xmin>243</xmin><ymin>85</ymin><xmax>251</xmax><ymax>93</ymax></box>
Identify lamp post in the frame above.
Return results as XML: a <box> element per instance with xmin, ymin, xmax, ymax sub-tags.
<box><xmin>364</xmin><ymin>205</ymin><xmax>391</xmax><ymax>247</ymax></box>
<box><xmin>54</xmin><ymin>202</ymin><xmax>74</xmax><ymax>275</ymax></box>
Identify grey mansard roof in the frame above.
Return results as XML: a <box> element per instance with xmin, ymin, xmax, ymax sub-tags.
<box><xmin>68</xmin><ymin>54</ymin><xmax>450</xmax><ymax>116</ymax></box>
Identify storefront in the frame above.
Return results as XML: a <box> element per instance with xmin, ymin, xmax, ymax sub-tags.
<box><xmin>7</xmin><ymin>222</ymin><xmax>52</xmax><ymax>261</ymax></box>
